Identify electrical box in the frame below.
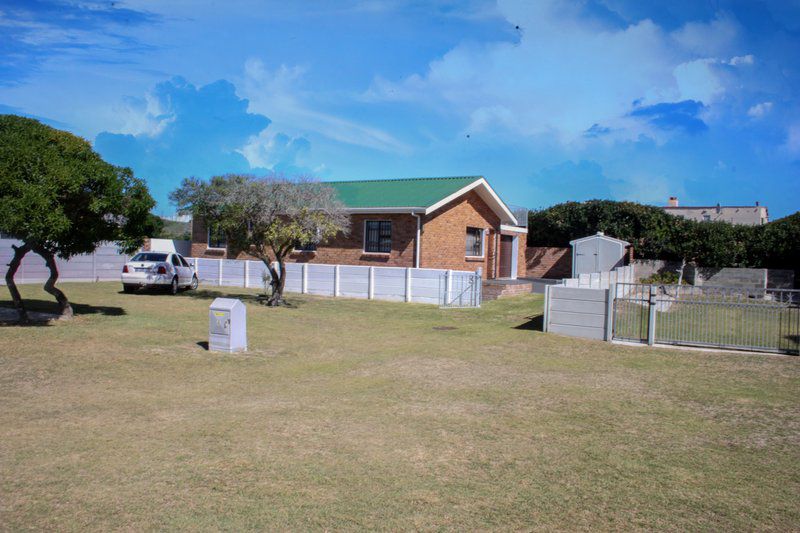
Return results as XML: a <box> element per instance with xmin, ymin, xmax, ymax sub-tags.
<box><xmin>208</xmin><ymin>298</ymin><xmax>247</xmax><ymax>353</ymax></box>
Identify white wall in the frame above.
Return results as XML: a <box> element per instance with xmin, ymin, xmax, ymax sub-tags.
<box><xmin>187</xmin><ymin>257</ymin><xmax>469</xmax><ymax>305</ymax></box>
<box><xmin>148</xmin><ymin>238</ymin><xmax>191</xmax><ymax>256</ymax></box>
<box><xmin>0</xmin><ymin>239</ymin><xmax>129</xmax><ymax>285</ymax></box>
<box><xmin>1</xmin><ymin>238</ymin><xmax>476</xmax><ymax>306</ymax></box>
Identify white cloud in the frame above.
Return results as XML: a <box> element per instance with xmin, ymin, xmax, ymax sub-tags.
<box><xmin>728</xmin><ymin>54</ymin><xmax>754</xmax><ymax>66</ymax></box>
<box><xmin>747</xmin><ymin>101</ymin><xmax>773</xmax><ymax>118</ymax></box>
<box><xmin>241</xmin><ymin>58</ymin><xmax>410</xmax><ymax>153</ymax></box>
<box><xmin>365</xmin><ymin>0</ymin><xmax>748</xmax><ymax>142</ymax></box>
<box><xmin>785</xmin><ymin>124</ymin><xmax>800</xmax><ymax>155</ymax></box>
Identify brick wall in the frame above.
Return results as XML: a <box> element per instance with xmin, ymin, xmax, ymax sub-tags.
<box><xmin>420</xmin><ymin>190</ymin><xmax>500</xmax><ymax>277</ymax></box>
<box><xmin>525</xmin><ymin>247</ymin><xmax>571</xmax><ymax>279</ymax></box>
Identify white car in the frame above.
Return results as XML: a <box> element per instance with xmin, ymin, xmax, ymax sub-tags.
<box><xmin>121</xmin><ymin>252</ymin><xmax>199</xmax><ymax>294</ymax></box>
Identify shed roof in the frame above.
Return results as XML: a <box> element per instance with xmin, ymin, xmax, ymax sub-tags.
<box><xmin>569</xmin><ymin>231</ymin><xmax>630</xmax><ymax>246</ymax></box>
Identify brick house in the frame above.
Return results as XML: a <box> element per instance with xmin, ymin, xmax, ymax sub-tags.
<box><xmin>190</xmin><ymin>176</ymin><xmax>528</xmax><ymax>279</ymax></box>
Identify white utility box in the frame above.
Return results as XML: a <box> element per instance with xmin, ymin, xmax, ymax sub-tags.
<box><xmin>208</xmin><ymin>298</ymin><xmax>247</xmax><ymax>353</ymax></box>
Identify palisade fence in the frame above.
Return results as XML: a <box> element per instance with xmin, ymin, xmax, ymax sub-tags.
<box><xmin>0</xmin><ymin>240</ymin><xmax>480</xmax><ymax>307</ymax></box>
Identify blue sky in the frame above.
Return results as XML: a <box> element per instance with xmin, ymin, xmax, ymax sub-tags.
<box><xmin>1</xmin><ymin>0</ymin><xmax>799</xmax><ymax>218</ymax></box>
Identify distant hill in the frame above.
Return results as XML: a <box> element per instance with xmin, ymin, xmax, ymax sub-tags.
<box><xmin>157</xmin><ymin>217</ymin><xmax>191</xmax><ymax>240</ymax></box>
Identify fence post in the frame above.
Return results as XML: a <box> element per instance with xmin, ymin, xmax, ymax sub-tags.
<box><xmin>334</xmin><ymin>265</ymin><xmax>340</xmax><ymax>297</ymax></box>
<box><xmin>647</xmin><ymin>285</ymin><xmax>657</xmax><ymax>345</ymax></box>
<box><xmin>605</xmin><ymin>283</ymin><xmax>615</xmax><ymax>341</ymax></box>
<box><xmin>302</xmin><ymin>263</ymin><xmax>308</xmax><ymax>294</ymax></box>
<box><xmin>405</xmin><ymin>267</ymin><xmax>412</xmax><ymax>302</ymax></box>
<box><xmin>217</xmin><ymin>259</ymin><xmax>223</xmax><ymax>286</ymax></box>
<box><xmin>446</xmin><ymin>269</ymin><xmax>452</xmax><ymax>301</ymax></box>
<box><xmin>368</xmin><ymin>267</ymin><xmax>374</xmax><ymax>299</ymax></box>
<box><xmin>244</xmin><ymin>260</ymin><xmax>250</xmax><ymax>288</ymax></box>
<box><xmin>543</xmin><ymin>284</ymin><xmax>551</xmax><ymax>332</ymax></box>
<box><xmin>92</xmin><ymin>251</ymin><xmax>97</xmax><ymax>282</ymax></box>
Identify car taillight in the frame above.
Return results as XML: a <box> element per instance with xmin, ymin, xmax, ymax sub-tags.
<box><xmin>122</xmin><ymin>265</ymin><xmax>129</xmax><ymax>273</ymax></box>
<box><xmin>157</xmin><ymin>265</ymin><xmax>167</xmax><ymax>274</ymax></box>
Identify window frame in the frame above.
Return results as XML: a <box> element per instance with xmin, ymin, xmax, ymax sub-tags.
<box><xmin>207</xmin><ymin>223</ymin><xmax>227</xmax><ymax>250</ymax></box>
<box><xmin>363</xmin><ymin>220</ymin><xmax>392</xmax><ymax>254</ymax></box>
<box><xmin>465</xmin><ymin>227</ymin><xmax>485</xmax><ymax>258</ymax></box>
<box><xmin>293</xmin><ymin>240</ymin><xmax>318</xmax><ymax>253</ymax></box>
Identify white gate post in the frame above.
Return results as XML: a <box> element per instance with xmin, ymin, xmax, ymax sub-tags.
<box><xmin>244</xmin><ymin>260</ymin><xmax>250</xmax><ymax>288</ymax></box>
<box><xmin>445</xmin><ymin>269</ymin><xmax>453</xmax><ymax>301</ymax></box>
<box><xmin>605</xmin><ymin>283</ymin><xmax>615</xmax><ymax>341</ymax></box>
<box><xmin>334</xmin><ymin>265</ymin><xmax>340</xmax><ymax>297</ymax></box>
<box><xmin>218</xmin><ymin>258</ymin><xmax>223</xmax><ymax>286</ymax></box>
<box><xmin>368</xmin><ymin>266</ymin><xmax>374</xmax><ymax>299</ymax></box>
<box><xmin>302</xmin><ymin>263</ymin><xmax>308</xmax><ymax>294</ymax></box>
<box><xmin>543</xmin><ymin>284</ymin><xmax>551</xmax><ymax>332</ymax></box>
<box><xmin>92</xmin><ymin>251</ymin><xmax>97</xmax><ymax>282</ymax></box>
<box><xmin>405</xmin><ymin>267</ymin><xmax>412</xmax><ymax>302</ymax></box>
<box><xmin>647</xmin><ymin>285</ymin><xmax>657</xmax><ymax>345</ymax></box>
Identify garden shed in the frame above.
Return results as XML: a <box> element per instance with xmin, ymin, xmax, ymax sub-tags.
<box><xmin>569</xmin><ymin>232</ymin><xmax>629</xmax><ymax>277</ymax></box>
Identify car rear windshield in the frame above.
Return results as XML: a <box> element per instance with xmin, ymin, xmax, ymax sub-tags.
<box><xmin>131</xmin><ymin>253</ymin><xmax>168</xmax><ymax>262</ymax></box>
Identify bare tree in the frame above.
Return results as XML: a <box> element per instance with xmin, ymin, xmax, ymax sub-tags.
<box><xmin>171</xmin><ymin>174</ymin><xmax>349</xmax><ymax>306</ymax></box>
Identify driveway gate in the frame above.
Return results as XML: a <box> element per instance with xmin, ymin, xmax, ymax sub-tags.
<box><xmin>612</xmin><ymin>283</ymin><xmax>800</xmax><ymax>354</ymax></box>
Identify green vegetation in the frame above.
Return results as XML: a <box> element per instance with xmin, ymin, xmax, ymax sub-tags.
<box><xmin>156</xmin><ymin>217</ymin><xmax>191</xmax><ymax>240</ymax></box>
<box><xmin>0</xmin><ymin>114</ymin><xmax>159</xmax><ymax>320</ymax></box>
<box><xmin>2</xmin><ymin>283</ymin><xmax>798</xmax><ymax>530</ymax></box>
<box><xmin>527</xmin><ymin>200</ymin><xmax>800</xmax><ymax>270</ymax></box>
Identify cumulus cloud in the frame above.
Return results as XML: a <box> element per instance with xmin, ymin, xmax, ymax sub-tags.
<box><xmin>365</xmin><ymin>0</ymin><xmax>750</xmax><ymax>142</ymax></box>
<box><xmin>747</xmin><ymin>101</ymin><xmax>773</xmax><ymax>118</ymax></box>
<box><xmin>95</xmin><ymin>77</ymin><xmax>271</xmax><ymax>208</ymax></box>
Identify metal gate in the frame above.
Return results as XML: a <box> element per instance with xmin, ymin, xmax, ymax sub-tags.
<box><xmin>613</xmin><ymin>283</ymin><xmax>800</xmax><ymax>354</ymax></box>
<box><xmin>439</xmin><ymin>271</ymin><xmax>482</xmax><ymax>308</ymax></box>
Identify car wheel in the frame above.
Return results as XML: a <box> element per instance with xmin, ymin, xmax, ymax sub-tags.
<box><xmin>190</xmin><ymin>275</ymin><xmax>199</xmax><ymax>290</ymax></box>
<box><xmin>170</xmin><ymin>276</ymin><xmax>179</xmax><ymax>295</ymax></box>
<box><xmin>123</xmin><ymin>284</ymin><xmax>136</xmax><ymax>294</ymax></box>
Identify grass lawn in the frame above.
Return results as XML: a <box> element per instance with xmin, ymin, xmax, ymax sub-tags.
<box><xmin>1</xmin><ymin>282</ymin><xmax>799</xmax><ymax>530</ymax></box>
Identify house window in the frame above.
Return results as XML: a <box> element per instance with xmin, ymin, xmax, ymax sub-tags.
<box><xmin>293</xmin><ymin>241</ymin><xmax>317</xmax><ymax>252</ymax></box>
<box><xmin>364</xmin><ymin>220</ymin><xmax>392</xmax><ymax>253</ymax></box>
<box><xmin>207</xmin><ymin>223</ymin><xmax>227</xmax><ymax>249</ymax></box>
<box><xmin>466</xmin><ymin>227</ymin><xmax>484</xmax><ymax>257</ymax></box>
<box><xmin>702</xmin><ymin>214</ymin><xmax>711</xmax><ymax>222</ymax></box>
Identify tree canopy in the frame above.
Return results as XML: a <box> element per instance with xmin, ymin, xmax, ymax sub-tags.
<box><xmin>171</xmin><ymin>174</ymin><xmax>348</xmax><ymax>306</ymax></box>
<box><xmin>0</xmin><ymin>114</ymin><xmax>159</xmax><ymax>320</ymax></box>
<box><xmin>527</xmin><ymin>199</ymin><xmax>799</xmax><ymax>270</ymax></box>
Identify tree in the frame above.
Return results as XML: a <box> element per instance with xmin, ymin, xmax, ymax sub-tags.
<box><xmin>0</xmin><ymin>115</ymin><xmax>159</xmax><ymax>322</ymax></box>
<box><xmin>171</xmin><ymin>174</ymin><xmax>349</xmax><ymax>306</ymax></box>
<box><xmin>527</xmin><ymin>200</ymin><xmax>676</xmax><ymax>259</ymax></box>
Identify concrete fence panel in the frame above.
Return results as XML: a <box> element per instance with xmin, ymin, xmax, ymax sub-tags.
<box><xmin>545</xmin><ymin>286</ymin><xmax>611</xmax><ymax>341</ymax></box>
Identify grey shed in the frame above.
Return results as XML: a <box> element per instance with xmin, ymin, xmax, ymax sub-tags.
<box><xmin>569</xmin><ymin>232</ymin><xmax>629</xmax><ymax>277</ymax></box>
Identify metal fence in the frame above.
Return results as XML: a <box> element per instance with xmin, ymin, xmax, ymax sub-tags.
<box><xmin>439</xmin><ymin>270</ymin><xmax>482</xmax><ymax>308</ymax></box>
<box><xmin>613</xmin><ymin>283</ymin><xmax>800</xmax><ymax>354</ymax></box>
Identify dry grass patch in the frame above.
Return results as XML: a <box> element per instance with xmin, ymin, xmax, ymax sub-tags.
<box><xmin>1</xmin><ymin>282</ymin><xmax>798</xmax><ymax>531</ymax></box>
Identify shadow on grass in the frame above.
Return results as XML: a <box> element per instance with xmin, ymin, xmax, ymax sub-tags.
<box><xmin>197</xmin><ymin>341</ymin><xmax>209</xmax><ymax>350</ymax></box>
<box><xmin>175</xmin><ymin>289</ymin><xmax>304</xmax><ymax>309</ymax></box>
<box><xmin>0</xmin><ymin>299</ymin><xmax>126</xmax><ymax>327</ymax></box>
<box><xmin>514</xmin><ymin>314</ymin><xmax>544</xmax><ymax>331</ymax></box>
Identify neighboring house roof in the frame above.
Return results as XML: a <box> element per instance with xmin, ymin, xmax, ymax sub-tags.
<box><xmin>325</xmin><ymin>176</ymin><xmax>519</xmax><ymax>225</ymax></box>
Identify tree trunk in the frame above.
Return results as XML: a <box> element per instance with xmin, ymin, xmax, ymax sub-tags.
<box><xmin>266</xmin><ymin>257</ymin><xmax>287</xmax><ymax>306</ymax></box>
<box><xmin>38</xmin><ymin>250</ymin><xmax>73</xmax><ymax>319</ymax></box>
<box><xmin>5</xmin><ymin>243</ymin><xmax>31</xmax><ymax>323</ymax></box>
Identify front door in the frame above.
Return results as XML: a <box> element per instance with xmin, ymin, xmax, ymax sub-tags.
<box><xmin>499</xmin><ymin>235</ymin><xmax>513</xmax><ymax>278</ymax></box>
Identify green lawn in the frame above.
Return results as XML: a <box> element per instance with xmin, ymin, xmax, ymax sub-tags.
<box><xmin>1</xmin><ymin>283</ymin><xmax>799</xmax><ymax>530</ymax></box>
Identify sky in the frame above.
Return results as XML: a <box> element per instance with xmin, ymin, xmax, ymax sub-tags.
<box><xmin>1</xmin><ymin>0</ymin><xmax>799</xmax><ymax>218</ymax></box>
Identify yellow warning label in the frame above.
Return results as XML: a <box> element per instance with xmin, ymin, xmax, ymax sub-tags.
<box><xmin>213</xmin><ymin>311</ymin><xmax>226</xmax><ymax>317</ymax></box>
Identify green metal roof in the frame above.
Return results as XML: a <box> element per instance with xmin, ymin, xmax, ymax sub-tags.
<box><xmin>325</xmin><ymin>176</ymin><xmax>481</xmax><ymax>209</ymax></box>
